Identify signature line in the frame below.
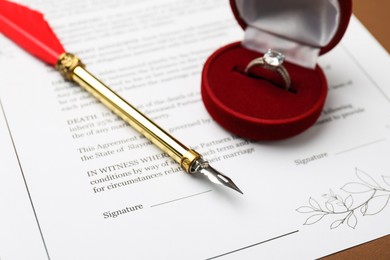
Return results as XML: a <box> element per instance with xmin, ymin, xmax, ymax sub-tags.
<box><xmin>335</xmin><ymin>138</ymin><xmax>386</xmax><ymax>155</ymax></box>
<box><xmin>150</xmin><ymin>190</ymin><xmax>212</xmax><ymax>207</ymax></box>
<box><xmin>205</xmin><ymin>230</ymin><xmax>299</xmax><ymax>260</ymax></box>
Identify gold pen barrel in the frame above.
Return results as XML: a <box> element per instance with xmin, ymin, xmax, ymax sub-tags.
<box><xmin>56</xmin><ymin>53</ymin><xmax>200</xmax><ymax>172</ymax></box>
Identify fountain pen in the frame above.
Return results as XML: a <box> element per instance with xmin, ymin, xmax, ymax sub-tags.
<box><xmin>57</xmin><ymin>53</ymin><xmax>243</xmax><ymax>194</ymax></box>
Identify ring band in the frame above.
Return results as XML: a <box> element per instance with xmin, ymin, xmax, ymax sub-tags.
<box><xmin>245</xmin><ymin>49</ymin><xmax>291</xmax><ymax>90</ymax></box>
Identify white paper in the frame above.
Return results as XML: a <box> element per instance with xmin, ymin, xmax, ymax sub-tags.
<box><xmin>1</xmin><ymin>1</ymin><xmax>390</xmax><ymax>259</ymax></box>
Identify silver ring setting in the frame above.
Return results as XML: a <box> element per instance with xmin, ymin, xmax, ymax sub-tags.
<box><xmin>245</xmin><ymin>49</ymin><xmax>291</xmax><ymax>90</ymax></box>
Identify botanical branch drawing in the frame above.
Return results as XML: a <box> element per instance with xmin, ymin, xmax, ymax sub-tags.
<box><xmin>297</xmin><ymin>168</ymin><xmax>390</xmax><ymax>229</ymax></box>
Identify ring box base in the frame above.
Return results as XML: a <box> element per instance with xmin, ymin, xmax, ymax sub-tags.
<box><xmin>201</xmin><ymin>42</ymin><xmax>328</xmax><ymax>140</ymax></box>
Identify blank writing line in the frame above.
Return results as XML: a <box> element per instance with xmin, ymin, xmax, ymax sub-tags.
<box><xmin>150</xmin><ymin>190</ymin><xmax>212</xmax><ymax>207</ymax></box>
<box><xmin>335</xmin><ymin>138</ymin><xmax>386</xmax><ymax>155</ymax></box>
<box><xmin>341</xmin><ymin>44</ymin><xmax>390</xmax><ymax>104</ymax></box>
<box><xmin>205</xmin><ymin>230</ymin><xmax>299</xmax><ymax>260</ymax></box>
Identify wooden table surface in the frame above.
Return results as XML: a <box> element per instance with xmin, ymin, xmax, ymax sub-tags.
<box><xmin>354</xmin><ymin>0</ymin><xmax>390</xmax><ymax>53</ymax></box>
<box><xmin>324</xmin><ymin>0</ymin><xmax>390</xmax><ymax>259</ymax></box>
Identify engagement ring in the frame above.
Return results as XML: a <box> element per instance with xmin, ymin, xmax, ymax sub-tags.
<box><xmin>245</xmin><ymin>49</ymin><xmax>291</xmax><ymax>90</ymax></box>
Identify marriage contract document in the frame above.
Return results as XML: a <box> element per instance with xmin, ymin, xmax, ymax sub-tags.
<box><xmin>1</xmin><ymin>0</ymin><xmax>390</xmax><ymax>259</ymax></box>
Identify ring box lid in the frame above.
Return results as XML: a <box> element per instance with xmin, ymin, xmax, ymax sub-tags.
<box><xmin>230</xmin><ymin>0</ymin><xmax>352</xmax><ymax>68</ymax></box>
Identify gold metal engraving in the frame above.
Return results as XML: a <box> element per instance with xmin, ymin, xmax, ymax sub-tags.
<box><xmin>56</xmin><ymin>53</ymin><xmax>84</xmax><ymax>80</ymax></box>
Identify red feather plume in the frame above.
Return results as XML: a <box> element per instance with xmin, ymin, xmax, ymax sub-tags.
<box><xmin>0</xmin><ymin>0</ymin><xmax>65</xmax><ymax>65</ymax></box>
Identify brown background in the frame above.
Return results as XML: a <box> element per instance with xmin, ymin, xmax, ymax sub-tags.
<box><xmin>324</xmin><ymin>0</ymin><xmax>390</xmax><ymax>259</ymax></box>
<box><xmin>354</xmin><ymin>0</ymin><xmax>390</xmax><ymax>52</ymax></box>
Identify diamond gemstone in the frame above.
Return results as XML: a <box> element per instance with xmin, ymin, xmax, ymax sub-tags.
<box><xmin>264</xmin><ymin>50</ymin><xmax>285</xmax><ymax>66</ymax></box>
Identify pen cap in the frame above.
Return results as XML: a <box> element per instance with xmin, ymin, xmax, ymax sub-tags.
<box><xmin>201</xmin><ymin>0</ymin><xmax>352</xmax><ymax>140</ymax></box>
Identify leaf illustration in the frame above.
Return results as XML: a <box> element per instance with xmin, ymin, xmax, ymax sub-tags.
<box><xmin>364</xmin><ymin>195</ymin><xmax>390</xmax><ymax>215</ymax></box>
<box><xmin>347</xmin><ymin>212</ymin><xmax>357</xmax><ymax>229</ymax></box>
<box><xmin>356</xmin><ymin>168</ymin><xmax>380</xmax><ymax>188</ymax></box>
<box><xmin>323</xmin><ymin>189</ymin><xmax>335</xmax><ymax>198</ymax></box>
<box><xmin>326</xmin><ymin>197</ymin><xmax>337</xmax><ymax>203</ymax></box>
<box><xmin>296</xmin><ymin>206</ymin><xmax>316</xmax><ymax>213</ymax></box>
<box><xmin>382</xmin><ymin>175</ymin><xmax>390</xmax><ymax>188</ymax></box>
<box><xmin>298</xmin><ymin>169</ymin><xmax>390</xmax><ymax>230</ymax></box>
<box><xmin>344</xmin><ymin>195</ymin><xmax>353</xmax><ymax>209</ymax></box>
<box><xmin>360</xmin><ymin>203</ymin><xmax>368</xmax><ymax>215</ymax></box>
<box><xmin>325</xmin><ymin>202</ymin><xmax>334</xmax><ymax>212</ymax></box>
<box><xmin>341</xmin><ymin>182</ymin><xmax>372</xmax><ymax>194</ymax></box>
<box><xmin>309</xmin><ymin>197</ymin><xmax>321</xmax><ymax>210</ymax></box>
<box><xmin>304</xmin><ymin>214</ymin><xmax>326</xmax><ymax>225</ymax></box>
<box><xmin>330</xmin><ymin>219</ymin><xmax>343</xmax><ymax>229</ymax></box>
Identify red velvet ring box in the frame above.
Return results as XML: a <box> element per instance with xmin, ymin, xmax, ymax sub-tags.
<box><xmin>201</xmin><ymin>0</ymin><xmax>352</xmax><ymax>140</ymax></box>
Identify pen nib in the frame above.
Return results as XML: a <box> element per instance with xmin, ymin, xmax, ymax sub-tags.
<box><xmin>191</xmin><ymin>158</ymin><xmax>243</xmax><ymax>194</ymax></box>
